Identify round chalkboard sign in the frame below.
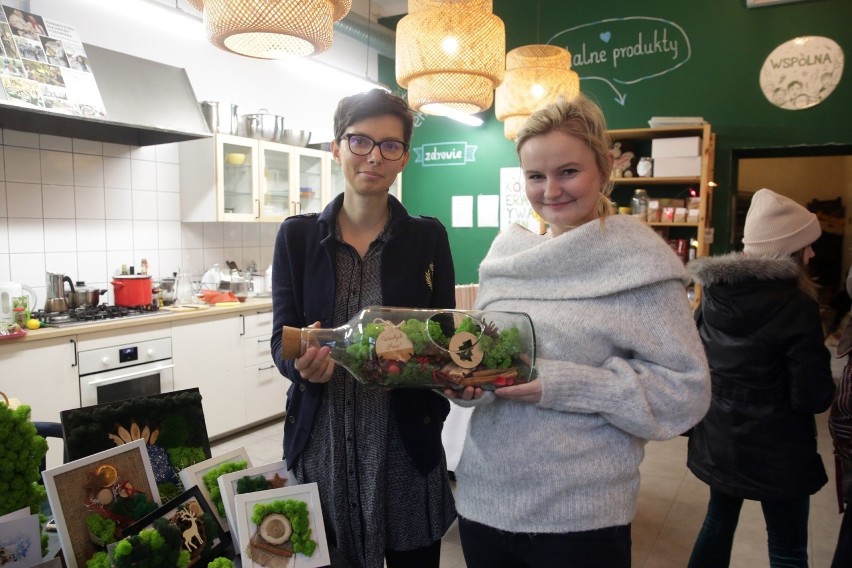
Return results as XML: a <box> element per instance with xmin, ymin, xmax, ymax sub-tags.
<box><xmin>759</xmin><ymin>36</ymin><xmax>844</xmax><ymax>110</ymax></box>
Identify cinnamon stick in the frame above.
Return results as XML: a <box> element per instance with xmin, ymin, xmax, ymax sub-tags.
<box><xmin>250</xmin><ymin>536</ymin><xmax>294</xmax><ymax>557</ymax></box>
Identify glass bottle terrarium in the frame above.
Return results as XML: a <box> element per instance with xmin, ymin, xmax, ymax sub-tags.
<box><xmin>281</xmin><ymin>306</ymin><xmax>536</xmax><ymax>390</ymax></box>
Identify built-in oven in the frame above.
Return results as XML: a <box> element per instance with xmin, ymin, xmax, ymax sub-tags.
<box><xmin>78</xmin><ymin>337</ymin><xmax>174</xmax><ymax>406</ymax></box>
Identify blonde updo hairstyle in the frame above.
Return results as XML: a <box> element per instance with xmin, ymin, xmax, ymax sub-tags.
<box><xmin>515</xmin><ymin>94</ymin><xmax>615</xmax><ymax>221</ymax></box>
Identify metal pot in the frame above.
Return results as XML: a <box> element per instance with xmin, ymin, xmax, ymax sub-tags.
<box><xmin>241</xmin><ymin>109</ymin><xmax>286</xmax><ymax>142</ymax></box>
<box><xmin>111</xmin><ymin>275</ymin><xmax>153</xmax><ymax>307</ymax></box>
<box><xmin>200</xmin><ymin>101</ymin><xmax>238</xmax><ymax>135</ymax></box>
<box><xmin>68</xmin><ymin>281</ymin><xmax>107</xmax><ymax>309</ymax></box>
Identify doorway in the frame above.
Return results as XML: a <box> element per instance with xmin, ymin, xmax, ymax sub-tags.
<box><xmin>732</xmin><ymin>145</ymin><xmax>852</xmax><ymax>334</ymax></box>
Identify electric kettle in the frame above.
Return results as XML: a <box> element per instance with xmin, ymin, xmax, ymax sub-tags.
<box><xmin>0</xmin><ymin>281</ymin><xmax>38</xmax><ymax>323</ymax></box>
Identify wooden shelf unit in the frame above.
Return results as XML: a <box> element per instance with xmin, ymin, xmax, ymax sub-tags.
<box><xmin>608</xmin><ymin>124</ymin><xmax>716</xmax><ymax>257</ymax></box>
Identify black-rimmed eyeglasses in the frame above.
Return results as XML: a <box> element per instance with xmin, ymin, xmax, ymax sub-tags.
<box><xmin>342</xmin><ymin>133</ymin><xmax>408</xmax><ymax>161</ymax></box>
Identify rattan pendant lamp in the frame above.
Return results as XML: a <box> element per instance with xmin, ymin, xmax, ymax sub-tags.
<box><xmin>495</xmin><ymin>44</ymin><xmax>580</xmax><ymax>141</ymax></box>
<box><xmin>203</xmin><ymin>0</ymin><xmax>353</xmax><ymax>58</ymax></box>
<box><xmin>396</xmin><ymin>0</ymin><xmax>505</xmax><ymax>115</ymax></box>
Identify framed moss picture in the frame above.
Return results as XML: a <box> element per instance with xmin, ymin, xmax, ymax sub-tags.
<box><xmin>60</xmin><ymin>388</ymin><xmax>211</xmax><ymax>504</ymax></box>
<box><xmin>42</xmin><ymin>439</ymin><xmax>161</xmax><ymax>568</ymax></box>
<box><xmin>234</xmin><ymin>484</ymin><xmax>330</xmax><ymax>568</ymax></box>
<box><xmin>122</xmin><ymin>486</ymin><xmax>229</xmax><ymax>567</ymax></box>
<box><xmin>177</xmin><ymin>448</ymin><xmax>252</xmax><ymax>533</ymax></box>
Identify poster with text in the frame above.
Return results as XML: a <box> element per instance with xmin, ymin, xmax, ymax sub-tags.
<box><xmin>500</xmin><ymin>167</ymin><xmax>541</xmax><ymax>233</ymax></box>
<box><xmin>0</xmin><ymin>3</ymin><xmax>106</xmax><ymax>118</ymax></box>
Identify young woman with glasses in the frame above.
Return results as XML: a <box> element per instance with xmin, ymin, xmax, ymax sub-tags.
<box><xmin>271</xmin><ymin>89</ymin><xmax>457</xmax><ymax>568</ymax></box>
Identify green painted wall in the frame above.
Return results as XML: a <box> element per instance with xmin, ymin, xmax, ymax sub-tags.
<box><xmin>382</xmin><ymin>0</ymin><xmax>852</xmax><ymax>284</ymax></box>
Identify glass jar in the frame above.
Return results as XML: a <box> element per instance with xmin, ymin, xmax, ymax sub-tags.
<box><xmin>174</xmin><ymin>269</ymin><xmax>195</xmax><ymax>305</ymax></box>
<box><xmin>631</xmin><ymin>189</ymin><xmax>650</xmax><ymax>221</ymax></box>
<box><xmin>230</xmin><ymin>269</ymin><xmax>248</xmax><ymax>302</ymax></box>
<box><xmin>281</xmin><ymin>306</ymin><xmax>537</xmax><ymax>390</ymax></box>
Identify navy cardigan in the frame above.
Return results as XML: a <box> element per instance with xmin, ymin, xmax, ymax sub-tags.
<box><xmin>270</xmin><ymin>193</ymin><xmax>456</xmax><ymax>474</ymax></box>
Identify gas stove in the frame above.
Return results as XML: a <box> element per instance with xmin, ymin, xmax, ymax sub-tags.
<box><xmin>32</xmin><ymin>304</ymin><xmax>165</xmax><ymax>327</ymax></box>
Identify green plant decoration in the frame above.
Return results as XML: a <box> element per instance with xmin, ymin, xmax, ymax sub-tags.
<box><xmin>0</xmin><ymin>401</ymin><xmax>48</xmax><ymax>516</ymax></box>
<box><xmin>112</xmin><ymin>517</ymin><xmax>190</xmax><ymax>568</ymax></box>
<box><xmin>251</xmin><ymin>500</ymin><xmax>317</xmax><ymax>556</ymax></box>
<box><xmin>202</xmin><ymin>461</ymin><xmax>248</xmax><ymax>517</ymax></box>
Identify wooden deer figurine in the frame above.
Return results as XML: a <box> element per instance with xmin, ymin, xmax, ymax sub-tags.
<box><xmin>177</xmin><ymin>507</ymin><xmax>204</xmax><ymax>551</ymax></box>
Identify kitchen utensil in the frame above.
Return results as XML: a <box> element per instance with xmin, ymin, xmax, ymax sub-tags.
<box><xmin>68</xmin><ymin>281</ymin><xmax>107</xmax><ymax>309</ymax></box>
<box><xmin>281</xmin><ymin>129</ymin><xmax>311</xmax><ymax>147</ymax></box>
<box><xmin>241</xmin><ymin>109</ymin><xmax>286</xmax><ymax>143</ymax></box>
<box><xmin>111</xmin><ymin>275</ymin><xmax>153</xmax><ymax>307</ymax></box>
<box><xmin>200</xmin><ymin>101</ymin><xmax>239</xmax><ymax>135</ymax></box>
<box><xmin>0</xmin><ymin>282</ymin><xmax>38</xmax><ymax>323</ymax></box>
<box><xmin>45</xmin><ymin>272</ymin><xmax>74</xmax><ymax>312</ymax></box>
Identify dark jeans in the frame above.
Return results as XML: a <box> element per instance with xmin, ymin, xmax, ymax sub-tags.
<box><xmin>458</xmin><ymin>516</ymin><xmax>631</xmax><ymax>568</ymax></box>
<box><xmin>831</xmin><ymin>506</ymin><xmax>852</xmax><ymax>568</ymax></box>
<box><xmin>688</xmin><ymin>488</ymin><xmax>810</xmax><ymax>568</ymax></box>
<box><xmin>385</xmin><ymin>540</ymin><xmax>441</xmax><ymax>568</ymax></box>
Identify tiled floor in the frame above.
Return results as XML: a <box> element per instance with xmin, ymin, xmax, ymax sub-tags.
<box><xmin>213</xmin><ymin>353</ymin><xmax>845</xmax><ymax>567</ymax></box>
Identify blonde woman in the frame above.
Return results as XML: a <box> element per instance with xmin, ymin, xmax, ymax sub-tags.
<box><xmin>446</xmin><ymin>95</ymin><xmax>711</xmax><ymax>567</ymax></box>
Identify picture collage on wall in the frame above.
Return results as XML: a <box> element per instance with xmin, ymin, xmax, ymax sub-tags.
<box><xmin>0</xmin><ymin>3</ymin><xmax>106</xmax><ymax>118</ymax></box>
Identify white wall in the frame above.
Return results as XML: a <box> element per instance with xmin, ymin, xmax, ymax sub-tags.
<box><xmin>30</xmin><ymin>0</ymin><xmax>381</xmax><ymax>143</ymax></box>
<box><xmin>0</xmin><ymin>128</ymin><xmax>279</xmax><ymax>307</ymax></box>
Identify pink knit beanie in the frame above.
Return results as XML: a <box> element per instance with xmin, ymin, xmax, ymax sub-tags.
<box><xmin>742</xmin><ymin>188</ymin><xmax>821</xmax><ymax>256</ymax></box>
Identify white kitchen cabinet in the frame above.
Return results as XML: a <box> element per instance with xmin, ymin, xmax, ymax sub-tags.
<box><xmin>172</xmin><ymin>315</ymin><xmax>246</xmax><ymax>439</ymax></box>
<box><xmin>179</xmin><ymin>134</ymin><xmax>332</xmax><ymax>223</ymax></box>
<box><xmin>242</xmin><ymin>309</ymin><xmax>288</xmax><ymax>427</ymax></box>
<box><xmin>0</xmin><ymin>336</ymin><xmax>80</xmax><ymax>469</ymax></box>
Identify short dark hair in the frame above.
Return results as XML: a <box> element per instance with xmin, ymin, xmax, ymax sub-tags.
<box><xmin>333</xmin><ymin>88</ymin><xmax>414</xmax><ymax>145</ymax></box>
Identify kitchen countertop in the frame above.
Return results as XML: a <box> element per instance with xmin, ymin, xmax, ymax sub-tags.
<box><xmin>8</xmin><ymin>298</ymin><xmax>273</xmax><ymax>343</ymax></box>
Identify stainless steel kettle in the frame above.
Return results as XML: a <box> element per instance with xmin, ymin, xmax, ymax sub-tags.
<box><xmin>45</xmin><ymin>272</ymin><xmax>74</xmax><ymax>312</ymax></box>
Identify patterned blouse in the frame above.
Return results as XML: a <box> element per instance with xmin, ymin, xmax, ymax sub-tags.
<box><xmin>292</xmin><ymin>212</ymin><xmax>455</xmax><ymax>568</ymax></box>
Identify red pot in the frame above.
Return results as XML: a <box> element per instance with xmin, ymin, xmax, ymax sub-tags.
<box><xmin>111</xmin><ymin>275</ymin><xmax>153</xmax><ymax>307</ymax></box>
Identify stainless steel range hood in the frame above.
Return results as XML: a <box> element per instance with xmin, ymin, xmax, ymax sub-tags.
<box><xmin>0</xmin><ymin>44</ymin><xmax>211</xmax><ymax>146</ymax></box>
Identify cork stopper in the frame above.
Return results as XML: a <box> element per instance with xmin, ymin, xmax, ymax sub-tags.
<box><xmin>281</xmin><ymin>326</ymin><xmax>304</xmax><ymax>360</ymax></box>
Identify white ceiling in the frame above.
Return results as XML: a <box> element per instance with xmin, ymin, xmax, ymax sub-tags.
<box><xmin>351</xmin><ymin>0</ymin><xmax>408</xmax><ymax>20</ymax></box>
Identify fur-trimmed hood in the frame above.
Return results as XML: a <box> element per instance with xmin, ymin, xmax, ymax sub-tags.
<box><xmin>687</xmin><ymin>252</ymin><xmax>799</xmax><ymax>287</ymax></box>
<box><xmin>687</xmin><ymin>252</ymin><xmax>803</xmax><ymax>336</ymax></box>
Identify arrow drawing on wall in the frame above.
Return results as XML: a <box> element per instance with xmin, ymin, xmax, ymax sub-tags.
<box><xmin>580</xmin><ymin>76</ymin><xmax>628</xmax><ymax>106</ymax></box>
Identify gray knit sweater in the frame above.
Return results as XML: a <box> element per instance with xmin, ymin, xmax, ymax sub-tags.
<box><xmin>454</xmin><ymin>216</ymin><xmax>710</xmax><ymax>533</ymax></box>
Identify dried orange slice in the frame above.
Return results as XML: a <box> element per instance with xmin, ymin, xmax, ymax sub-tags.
<box><xmin>96</xmin><ymin>464</ymin><xmax>118</xmax><ymax>487</ymax></box>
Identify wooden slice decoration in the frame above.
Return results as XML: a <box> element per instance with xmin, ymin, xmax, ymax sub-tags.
<box><xmin>448</xmin><ymin>331</ymin><xmax>483</xmax><ymax>369</ymax></box>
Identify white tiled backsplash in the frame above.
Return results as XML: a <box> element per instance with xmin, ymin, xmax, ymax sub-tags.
<box><xmin>0</xmin><ymin>129</ymin><xmax>278</xmax><ymax>308</ymax></box>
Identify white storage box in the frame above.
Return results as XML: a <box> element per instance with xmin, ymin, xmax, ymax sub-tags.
<box><xmin>653</xmin><ymin>156</ymin><xmax>702</xmax><ymax>177</ymax></box>
<box><xmin>651</xmin><ymin>136</ymin><xmax>701</xmax><ymax>158</ymax></box>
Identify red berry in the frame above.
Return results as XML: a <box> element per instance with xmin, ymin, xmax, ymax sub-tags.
<box><xmin>388</xmin><ymin>364</ymin><xmax>401</xmax><ymax>374</ymax></box>
<box><xmin>494</xmin><ymin>376</ymin><xmax>506</xmax><ymax>387</ymax></box>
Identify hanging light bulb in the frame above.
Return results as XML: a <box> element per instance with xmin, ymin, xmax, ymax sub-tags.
<box><xmin>396</xmin><ymin>0</ymin><xmax>505</xmax><ymax>115</ymax></box>
<box><xmin>204</xmin><ymin>0</ymin><xmax>352</xmax><ymax>59</ymax></box>
<box><xmin>495</xmin><ymin>44</ymin><xmax>580</xmax><ymax>140</ymax></box>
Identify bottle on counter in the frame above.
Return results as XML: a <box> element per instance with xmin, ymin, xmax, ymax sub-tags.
<box><xmin>280</xmin><ymin>306</ymin><xmax>536</xmax><ymax>390</ymax></box>
<box><xmin>140</xmin><ymin>258</ymin><xmax>148</xmax><ymax>275</ymax></box>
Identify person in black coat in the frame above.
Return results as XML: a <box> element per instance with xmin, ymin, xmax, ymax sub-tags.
<box><xmin>685</xmin><ymin>188</ymin><xmax>836</xmax><ymax>567</ymax></box>
<box><xmin>270</xmin><ymin>89</ymin><xmax>457</xmax><ymax>568</ymax></box>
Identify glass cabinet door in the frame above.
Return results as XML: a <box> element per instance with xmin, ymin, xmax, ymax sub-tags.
<box><xmin>259</xmin><ymin>144</ymin><xmax>292</xmax><ymax>220</ymax></box>
<box><xmin>217</xmin><ymin>136</ymin><xmax>258</xmax><ymax>221</ymax></box>
<box><xmin>330</xmin><ymin>158</ymin><xmax>345</xmax><ymax>201</ymax></box>
<box><xmin>296</xmin><ymin>148</ymin><xmax>326</xmax><ymax>215</ymax></box>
